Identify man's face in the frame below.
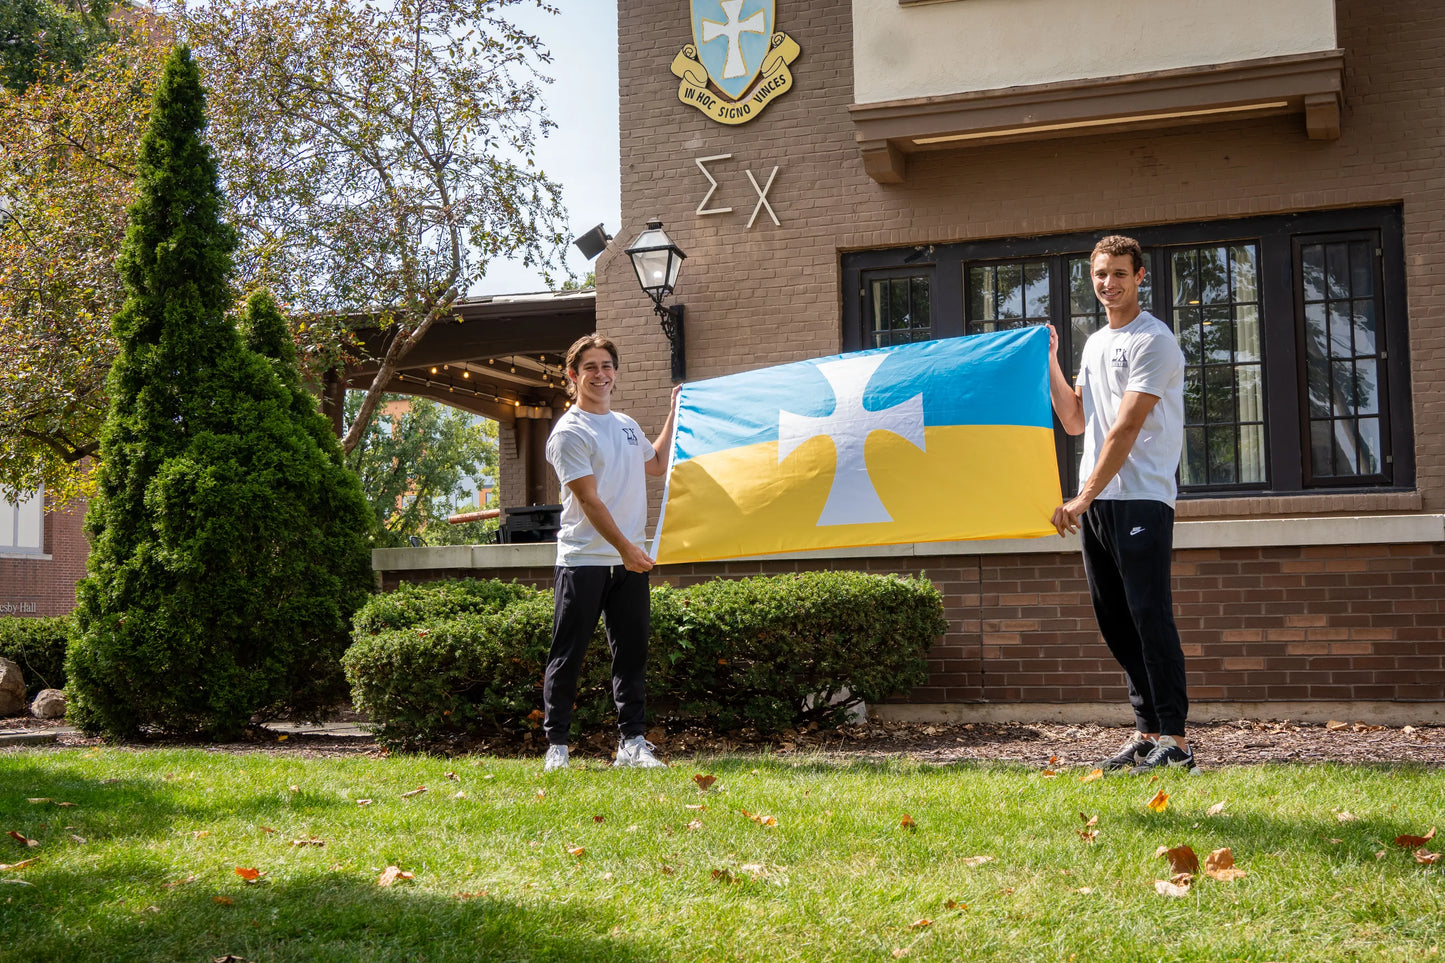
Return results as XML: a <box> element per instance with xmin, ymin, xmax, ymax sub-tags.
<box><xmin>569</xmin><ymin>347</ymin><xmax>617</xmax><ymax>409</ymax></box>
<box><xmin>1091</xmin><ymin>252</ymin><xmax>1145</xmax><ymax>315</ymax></box>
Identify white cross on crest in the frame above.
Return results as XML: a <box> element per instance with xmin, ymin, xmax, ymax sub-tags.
<box><xmin>700</xmin><ymin>0</ymin><xmax>767</xmax><ymax>79</ymax></box>
<box><xmin>778</xmin><ymin>354</ymin><xmax>925</xmax><ymax>526</ymax></box>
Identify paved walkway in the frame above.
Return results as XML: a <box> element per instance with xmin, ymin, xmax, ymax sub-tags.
<box><xmin>0</xmin><ymin>720</ymin><xmax>373</xmax><ymax>748</ymax></box>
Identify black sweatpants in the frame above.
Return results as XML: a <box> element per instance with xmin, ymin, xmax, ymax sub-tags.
<box><xmin>1080</xmin><ymin>499</ymin><xmax>1189</xmax><ymax>737</ymax></box>
<box><xmin>542</xmin><ymin>564</ymin><xmax>650</xmax><ymax>746</ymax></box>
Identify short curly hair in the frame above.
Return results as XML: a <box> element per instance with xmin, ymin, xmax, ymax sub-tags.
<box><xmin>1091</xmin><ymin>235</ymin><xmax>1144</xmax><ymax>274</ymax></box>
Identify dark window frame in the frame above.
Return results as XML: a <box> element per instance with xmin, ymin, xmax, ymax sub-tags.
<box><xmin>839</xmin><ymin>206</ymin><xmax>1413</xmax><ymax>498</ymax></box>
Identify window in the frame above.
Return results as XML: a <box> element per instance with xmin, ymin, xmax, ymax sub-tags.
<box><xmin>840</xmin><ymin>207</ymin><xmax>1411</xmax><ymax>497</ymax></box>
<box><xmin>863</xmin><ymin>269</ymin><xmax>932</xmax><ymax>348</ymax></box>
<box><xmin>1</xmin><ymin>487</ymin><xmax>44</xmax><ymax>554</ymax></box>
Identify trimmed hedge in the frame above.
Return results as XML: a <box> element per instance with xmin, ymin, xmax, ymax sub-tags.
<box><xmin>0</xmin><ymin>616</ymin><xmax>71</xmax><ymax>700</ymax></box>
<box><xmin>344</xmin><ymin>572</ymin><xmax>945</xmax><ymax>751</ymax></box>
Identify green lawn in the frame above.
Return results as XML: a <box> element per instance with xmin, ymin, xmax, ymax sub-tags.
<box><xmin>1</xmin><ymin>749</ymin><xmax>1441</xmax><ymax>962</ymax></box>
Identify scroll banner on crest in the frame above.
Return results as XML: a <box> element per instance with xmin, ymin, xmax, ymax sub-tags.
<box><xmin>652</xmin><ymin>325</ymin><xmax>1063</xmax><ymax>565</ymax></box>
<box><xmin>670</xmin><ymin>32</ymin><xmax>801</xmax><ymax>125</ymax></box>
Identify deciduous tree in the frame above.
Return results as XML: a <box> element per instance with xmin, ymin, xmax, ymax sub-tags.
<box><xmin>179</xmin><ymin>0</ymin><xmax>569</xmax><ymax>453</ymax></box>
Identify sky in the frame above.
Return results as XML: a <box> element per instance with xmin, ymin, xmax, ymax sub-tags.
<box><xmin>474</xmin><ymin>2</ymin><xmax>621</xmax><ymax>296</ymax></box>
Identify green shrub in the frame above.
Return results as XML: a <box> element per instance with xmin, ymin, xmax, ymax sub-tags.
<box><xmin>0</xmin><ymin>616</ymin><xmax>71</xmax><ymax>699</ymax></box>
<box><xmin>345</xmin><ymin>572</ymin><xmax>944</xmax><ymax>751</ymax></box>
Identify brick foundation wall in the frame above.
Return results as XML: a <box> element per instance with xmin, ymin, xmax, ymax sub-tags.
<box><xmin>0</xmin><ymin>495</ymin><xmax>88</xmax><ymax>617</ymax></box>
<box><xmin>378</xmin><ymin>540</ymin><xmax>1445</xmax><ymax>709</ymax></box>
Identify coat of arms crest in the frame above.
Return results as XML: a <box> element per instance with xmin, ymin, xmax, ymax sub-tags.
<box><xmin>671</xmin><ymin>1</ymin><xmax>800</xmax><ymax>125</ymax></box>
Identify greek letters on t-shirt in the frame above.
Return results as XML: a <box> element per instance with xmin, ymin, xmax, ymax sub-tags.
<box><xmin>1110</xmin><ymin>346</ymin><xmax>1129</xmax><ymax>368</ymax></box>
<box><xmin>622</xmin><ymin>426</ymin><xmax>639</xmax><ymax>446</ymax></box>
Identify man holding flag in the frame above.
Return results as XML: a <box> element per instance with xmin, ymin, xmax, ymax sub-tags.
<box><xmin>1048</xmin><ymin>235</ymin><xmax>1194</xmax><ymax>774</ymax></box>
<box><xmin>541</xmin><ymin>334</ymin><xmax>678</xmax><ymax>772</ymax></box>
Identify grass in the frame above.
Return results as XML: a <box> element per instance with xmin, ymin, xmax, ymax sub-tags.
<box><xmin>0</xmin><ymin>748</ymin><xmax>1442</xmax><ymax>962</ymax></box>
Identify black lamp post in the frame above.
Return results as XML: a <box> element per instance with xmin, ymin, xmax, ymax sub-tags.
<box><xmin>624</xmin><ymin>219</ymin><xmax>687</xmax><ymax>382</ymax></box>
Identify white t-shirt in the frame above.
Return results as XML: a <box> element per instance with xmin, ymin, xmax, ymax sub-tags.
<box><xmin>545</xmin><ymin>407</ymin><xmax>654</xmax><ymax>566</ymax></box>
<box><xmin>1075</xmin><ymin>311</ymin><xmax>1186</xmax><ymax>506</ymax></box>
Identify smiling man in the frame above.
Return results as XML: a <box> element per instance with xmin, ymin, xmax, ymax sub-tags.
<box><xmin>1047</xmin><ymin>235</ymin><xmax>1193</xmax><ymax>774</ymax></box>
<box><xmin>540</xmin><ymin>333</ymin><xmax>679</xmax><ymax>772</ymax></box>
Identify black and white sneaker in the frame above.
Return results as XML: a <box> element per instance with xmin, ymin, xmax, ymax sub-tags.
<box><xmin>1129</xmin><ymin>735</ymin><xmax>1197</xmax><ymax>774</ymax></box>
<box><xmin>1100</xmin><ymin>736</ymin><xmax>1157</xmax><ymax>772</ymax></box>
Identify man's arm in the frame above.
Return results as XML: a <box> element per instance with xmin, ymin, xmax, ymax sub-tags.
<box><xmin>644</xmin><ymin>383</ymin><xmax>682</xmax><ymax>478</ymax></box>
<box><xmin>1047</xmin><ymin>324</ymin><xmax>1085</xmax><ymax>435</ymax></box>
<box><xmin>565</xmin><ymin>474</ymin><xmax>654</xmax><ymax>572</ymax></box>
<box><xmin>1051</xmin><ymin>388</ymin><xmax>1160</xmax><ymax>536</ymax></box>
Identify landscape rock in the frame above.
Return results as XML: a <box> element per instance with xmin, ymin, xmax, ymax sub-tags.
<box><xmin>0</xmin><ymin>658</ymin><xmax>25</xmax><ymax>716</ymax></box>
<box><xmin>31</xmin><ymin>688</ymin><xmax>67</xmax><ymax>719</ymax></box>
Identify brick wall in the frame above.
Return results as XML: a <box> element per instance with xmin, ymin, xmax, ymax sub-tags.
<box><xmin>377</xmin><ymin>541</ymin><xmax>1445</xmax><ymax>709</ymax></box>
<box><xmin>0</xmin><ymin>494</ymin><xmax>88</xmax><ymax>617</ymax></box>
<box><xmin>598</xmin><ymin>0</ymin><xmax>1445</xmax><ymax>520</ymax></box>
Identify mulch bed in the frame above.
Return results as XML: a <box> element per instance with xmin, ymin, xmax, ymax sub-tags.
<box><xmin>4</xmin><ymin>715</ymin><xmax>1443</xmax><ymax>767</ymax></box>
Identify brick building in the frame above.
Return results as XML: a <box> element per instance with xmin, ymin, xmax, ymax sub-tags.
<box><xmin>0</xmin><ymin>491</ymin><xmax>88</xmax><ymax>617</ymax></box>
<box><xmin>378</xmin><ymin>0</ymin><xmax>1445</xmax><ymax>725</ymax></box>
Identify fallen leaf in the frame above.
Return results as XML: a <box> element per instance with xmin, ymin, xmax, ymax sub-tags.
<box><xmin>1076</xmin><ymin>887</ymin><xmax>1093</xmax><ymax>894</ymax></box>
<box><xmin>277</xmin><ymin>735</ymin><xmax>288</xmax><ymax>742</ymax></box>
<box><xmin>1155</xmin><ymin>877</ymin><xmax>1191</xmax><ymax>898</ymax></box>
<box><xmin>891</xmin><ymin>949</ymin><xmax>910</xmax><ymax>959</ymax></box>
<box><xmin>900</xmin><ymin>814</ymin><xmax>916</xmax><ymax>831</ymax></box>
<box><xmin>1415</xmin><ymin>849</ymin><xmax>1441</xmax><ymax>865</ymax></box>
<box><xmin>568</xmin><ymin>846</ymin><xmax>586</xmax><ymax>858</ymax></box>
<box><xmin>526</xmin><ymin>709</ymin><xmax>544</xmax><ymax>725</ymax></box>
<box><xmin>1041</xmin><ymin>770</ymin><xmax>1058</xmax><ymax>778</ymax></box>
<box><xmin>693</xmin><ymin>774</ymin><xmax>717</xmax><ymax>791</ymax></box>
<box><xmin>0</xmin><ymin>858</ymin><xmax>39</xmax><ymax>871</ymax></box>
<box><xmin>1204</xmin><ymin>848</ymin><xmax>1247</xmax><ymax>881</ymax></box>
<box><xmin>1079</xmin><ymin>813</ymin><xmax>1098</xmax><ymax>828</ymax></box>
<box><xmin>961</xmin><ymin>855</ymin><xmax>993</xmax><ymax>867</ymax></box>
<box><xmin>1326</xmin><ymin>837</ymin><xmax>1343</xmax><ymax>844</ymax></box>
<box><xmin>192</xmin><ymin>830</ymin><xmax>210</xmax><ymax>839</ymax></box>
<box><xmin>1077</xmin><ymin>830</ymin><xmax>1098</xmax><ymax>843</ymax></box>
<box><xmin>70</xmin><ymin>834</ymin><xmax>85</xmax><ymax>844</ymax></box>
<box><xmin>1156</xmin><ymin>844</ymin><xmax>1200</xmax><ymax>875</ymax></box>
<box><xmin>684</xmin><ymin>804</ymin><xmax>705</xmax><ymax>811</ymax></box>
<box><xmin>740</xmin><ymin>863</ymin><xmax>767</xmax><ymax>878</ymax></box>
<box><xmin>593</xmin><ymin>815</ymin><xmax>605</xmax><ymax>822</ymax></box>
<box><xmin>401</xmin><ymin>786</ymin><xmax>428</xmax><ymax>799</ymax></box>
<box><xmin>600</xmin><ymin>872</ymin><xmax>614</xmax><ymax>881</ymax></box>
<box><xmin>535</xmin><ymin>789</ymin><xmax>545</xmax><ymax>800</ymax></box>
<box><xmin>455</xmin><ymin>891</ymin><xmax>487</xmax><ymax>899</ymax></box>
<box><xmin>740</xmin><ymin>809</ymin><xmax>777</xmax><ymax>827</ymax></box>
<box><xmin>234</xmin><ymin>867</ymin><xmax>262</xmax><ymax>882</ymax></box>
<box><xmin>910</xmin><ymin>918</ymin><xmax>933</xmax><ymax>929</ymax></box>
<box><xmin>212</xmin><ymin>954</ymin><xmax>250</xmax><ymax>962</ymax></box>
<box><xmin>290</xmin><ymin>839</ymin><xmax>325</xmax><ymax>847</ymax></box>
<box><xmin>377</xmin><ymin>866</ymin><xmax>413</xmax><ymax>886</ymax></box>
<box><xmin>1049</xmin><ymin>755</ymin><xmax>1058</xmax><ymax>765</ymax></box>
<box><xmin>26</xmin><ymin>798</ymin><xmax>51</xmax><ymax>804</ymax></box>
<box><xmin>1147</xmin><ymin>790</ymin><xmax>1170</xmax><ymax>813</ymax></box>
<box><xmin>453</xmin><ymin>791</ymin><xmax>467</xmax><ymax>800</ymax></box>
<box><xmin>1394</xmin><ymin>827</ymin><xmax>1437</xmax><ymax>849</ymax></box>
<box><xmin>287</xmin><ymin>785</ymin><xmax>299</xmax><ymax>793</ymax></box>
<box><xmin>1079</xmin><ymin>769</ymin><xmax>1103</xmax><ymax>783</ymax></box>
<box><xmin>163</xmin><ymin>875</ymin><xmax>197</xmax><ymax>887</ymax></box>
<box><xmin>54</xmin><ymin>801</ymin><xmax>76</xmax><ymax>808</ymax></box>
<box><xmin>356</xmin><ymin>799</ymin><xmax>373</xmax><ymax>806</ymax></box>
<box><xmin>685</xmin><ymin>820</ymin><xmax>703</xmax><ymax>831</ymax></box>
<box><xmin>660</xmin><ymin>864</ymin><xmax>674</xmax><ymax>875</ymax></box>
<box><xmin>445</xmin><ymin>772</ymin><xmax>459</xmax><ymax>781</ymax></box>
<box><xmin>1206</xmin><ymin>800</ymin><xmax>1228</xmax><ymax>816</ymax></box>
<box><xmin>7</xmin><ymin>832</ymin><xmax>39</xmax><ymax>848</ymax></box>
<box><xmin>211</xmin><ymin>896</ymin><xmax>233</xmax><ymax>906</ymax></box>
<box><xmin>944</xmin><ymin>899</ymin><xmax>966</xmax><ymax>910</ymax></box>
<box><xmin>1403</xmin><ymin>725</ymin><xmax>1417</xmax><ymax>734</ymax></box>
<box><xmin>1325</xmin><ymin>720</ymin><xmax>1348</xmax><ymax>731</ymax></box>
<box><xmin>711</xmin><ymin>868</ymin><xmax>739</xmax><ymax>884</ymax></box>
<box><xmin>1336</xmin><ymin>811</ymin><xmax>1358</xmax><ymax>822</ymax></box>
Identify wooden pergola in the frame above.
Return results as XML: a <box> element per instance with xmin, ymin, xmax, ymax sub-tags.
<box><xmin>324</xmin><ymin>290</ymin><xmax>596</xmax><ymax>506</ymax></box>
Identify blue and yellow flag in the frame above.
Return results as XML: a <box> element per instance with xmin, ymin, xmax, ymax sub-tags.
<box><xmin>653</xmin><ymin>325</ymin><xmax>1061</xmax><ymax>564</ymax></box>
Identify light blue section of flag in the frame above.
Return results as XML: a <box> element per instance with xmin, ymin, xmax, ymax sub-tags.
<box><xmin>672</xmin><ymin>325</ymin><xmax>1053</xmax><ymax>463</ymax></box>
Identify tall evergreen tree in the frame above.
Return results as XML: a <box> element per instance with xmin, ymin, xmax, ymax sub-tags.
<box><xmin>67</xmin><ymin>46</ymin><xmax>374</xmax><ymax>738</ymax></box>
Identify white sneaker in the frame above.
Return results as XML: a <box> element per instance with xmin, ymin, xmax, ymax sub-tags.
<box><xmin>614</xmin><ymin>735</ymin><xmax>666</xmax><ymax>768</ymax></box>
<box><xmin>543</xmin><ymin>744</ymin><xmax>570</xmax><ymax>772</ymax></box>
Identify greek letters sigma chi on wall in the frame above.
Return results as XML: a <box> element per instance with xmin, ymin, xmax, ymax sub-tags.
<box><xmin>672</xmin><ymin>1</ymin><xmax>801</xmax><ymax>125</ymax></box>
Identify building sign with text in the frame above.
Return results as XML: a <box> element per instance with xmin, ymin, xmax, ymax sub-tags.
<box><xmin>672</xmin><ymin>1</ymin><xmax>800</xmax><ymax>125</ymax></box>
